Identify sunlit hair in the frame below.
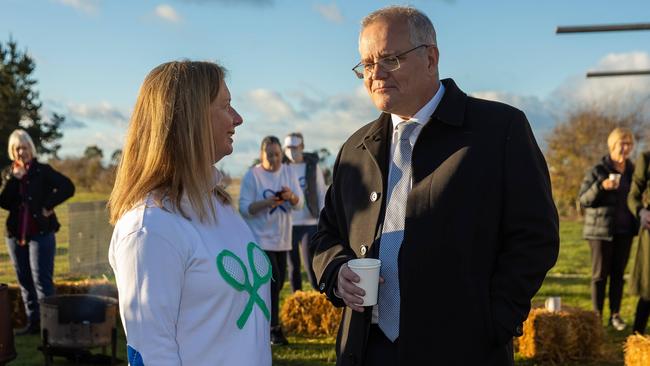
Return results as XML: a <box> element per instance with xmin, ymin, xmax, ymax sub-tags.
<box><xmin>360</xmin><ymin>5</ymin><xmax>437</xmax><ymax>47</ymax></box>
<box><xmin>260</xmin><ymin>135</ymin><xmax>282</xmax><ymax>160</ymax></box>
<box><xmin>7</xmin><ymin>129</ymin><xmax>37</xmax><ymax>161</ymax></box>
<box><xmin>109</xmin><ymin>60</ymin><xmax>231</xmax><ymax>225</ymax></box>
<box><xmin>607</xmin><ymin>127</ymin><xmax>635</xmax><ymax>151</ymax></box>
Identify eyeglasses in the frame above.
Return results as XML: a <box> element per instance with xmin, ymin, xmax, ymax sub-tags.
<box><xmin>352</xmin><ymin>44</ymin><xmax>432</xmax><ymax>79</ymax></box>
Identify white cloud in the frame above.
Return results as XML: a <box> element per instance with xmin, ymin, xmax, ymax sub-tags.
<box><xmin>154</xmin><ymin>4</ymin><xmax>182</xmax><ymax>23</ymax></box>
<box><xmin>66</xmin><ymin>101</ymin><xmax>130</xmax><ymax>126</ymax></box>
<box><xmin>553</xmin><ymin>51</ymin><xmax>650</xmax><ymax>114</ymax></box>
<box><xmin>53</xmin><ymin>0</ymin><xmax>99</xmax><ymax>14</ymax></box>
<box><xmin>313</xmin><ymin>2</ymin><xmax>344</xmax><ymax>24</ymax></box>
<box><xmin>225</xmin><ymin>85</ymin><xmax>376</xmax><ymax>175</ymax></box>
<box><xmin>243</xmin><ymin>89</ymin><xmax>299</xmax><ymax>122</ymax></box>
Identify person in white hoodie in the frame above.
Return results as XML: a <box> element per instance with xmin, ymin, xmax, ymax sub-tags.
<box><xmin>108</xmin><ymin>60</ymin><xmax>271</xmax><ymax>366</ymax></box>
<box><xmin>239</xmin><ymin>135</ymin><xmax>303</xmax><ymax>346</ymax></box>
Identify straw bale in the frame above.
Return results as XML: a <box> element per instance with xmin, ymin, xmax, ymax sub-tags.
<box><xmin>280</xmin><ymin>290</ymin><xmax>342</xmax><ymax>337</ymax></box>
<box><xmin>7</xmin><ymin>279</ymin><xmax>117</xmax><ymax>328</ymax></box>
<box><xmin>624</xmin><ymin>334</ymin><xmax>650</xmax><ymax>366</ymax></box>
<box><xmin>518</xmin><ymin>306</ymin><xmax>603</xmax><ymax>363</ymax></box>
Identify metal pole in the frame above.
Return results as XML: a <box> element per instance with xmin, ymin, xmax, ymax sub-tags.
<box><xmin>586</xmin><ymin>70</ymin><xmax>650</xmax><ymax>77</ymax></box>
<box><xmin>557</xmin><ymin>23</ymin><xmax>650</xmax><ymax>33</ymax></box>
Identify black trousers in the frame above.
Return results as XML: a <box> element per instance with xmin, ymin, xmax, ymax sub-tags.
<box><xmin>363</xmin><ymin>325</ymin><xmax>399</xmax><ymax>366</ymax></box>
<box><xmin>589</xmin><ymin>234</ymin><xmax>634</xmax><ymax>317</ymax></box>
<box><xmin>287</xmin><ymin>225</ymin><xmax>318</xmax><ymax>292</ymax></box>
<box><xmin>633</xmin><ymin>297</ymin><xmax>650</xmax><ymax>334</ymax></box>
<box><xmin>264</xmin><ymin>250</ymin><xmax>287</xmax><ymax>327</ymax></box>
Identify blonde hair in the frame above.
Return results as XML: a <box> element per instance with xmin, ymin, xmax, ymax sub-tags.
<box><xmin>109</xmin><ymin>60</ymin><xmax>230</xmax><ymax>225</ymax></box>
<box><xmin>607</xmin><ymin>127</ymin><xmax>635</xmax><ymax>151</ymax></box>
<box><xmin>7</xmin><ymin>129</ymin><xmax>37</xmax><ymax>161</ymax></box>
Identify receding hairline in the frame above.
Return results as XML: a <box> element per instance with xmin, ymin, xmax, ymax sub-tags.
<box><xmin>359</xmin><ymin>5</ymin><xmax>437</xmax><ymax>46</ymax></box>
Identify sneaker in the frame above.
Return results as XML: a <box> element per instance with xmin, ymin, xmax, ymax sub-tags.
<box><xmin>15</xmin><ymin>321</ymin><xmax>40</xmax><ymax>336</ymax></box>
<box><xmin>610</xmin><ymin>314</ymin><xmax>626</xmax><ymax>331</ymax></box>
<box><xmin>270</xmin><ymin>326</ymin><xmax>289</xmax><ymax>346</ymax></box>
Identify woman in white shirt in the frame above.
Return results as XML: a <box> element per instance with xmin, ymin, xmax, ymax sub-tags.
<box><xmin>239</xmin><ymin>135</ymin><xmax>303</xmax><ymax>346</ymax></box>
<box><xmin>108</xmin><ymin>61</ymin><xmax>271</xmax><ymax>366</ymax></box>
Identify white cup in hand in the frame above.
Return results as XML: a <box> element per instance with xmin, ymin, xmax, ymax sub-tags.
<box><xmin>347</xmin><ymin>258</ymin><xmax>381</xmax><ymax>306</ymax></box>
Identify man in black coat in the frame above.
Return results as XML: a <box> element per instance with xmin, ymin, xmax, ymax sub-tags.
<box><xmin>312</xmin><ymin>5</ymin><xmax>559</xmax><ymax>366</ymax></box>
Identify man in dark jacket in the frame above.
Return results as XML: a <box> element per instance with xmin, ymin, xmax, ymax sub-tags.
<box><xmin>312</xmin><ymin>6</ymin><xmax>559</xmax><ymax>366</ymax></box>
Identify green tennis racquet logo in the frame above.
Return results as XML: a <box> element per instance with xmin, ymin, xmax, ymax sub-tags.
<box><xmin>216</xmin><ymin>242</ymin><xmax>271</xmax><ymax>329</ymax></box>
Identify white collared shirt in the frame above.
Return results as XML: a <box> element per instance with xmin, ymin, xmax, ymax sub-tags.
<box><xmin>388</xmin><ymin>82</ymin><xmax>445</xmax><ymax>184</ymax></box>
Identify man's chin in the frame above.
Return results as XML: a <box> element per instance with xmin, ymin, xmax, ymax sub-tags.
<box><xmin>372</xmin><ymin>99</ymin><xmax>394</xmax><ymax>113</ymax></box>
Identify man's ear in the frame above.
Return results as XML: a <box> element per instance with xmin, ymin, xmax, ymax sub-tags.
<box><xmin>427</xmin><ymin>45</ymin><xmax>439</xmax><ymax>73</ymax></box>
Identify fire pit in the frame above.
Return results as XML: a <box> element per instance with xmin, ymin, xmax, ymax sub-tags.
<box><xmin>0</xmin><ymin>284</ymin><xmax>17</xmax><ymax>366</ymax></box>
<box><xmin>39</xmin><ymin>294</ymin><xmax>118</xmax><ymax>365</ymax></box>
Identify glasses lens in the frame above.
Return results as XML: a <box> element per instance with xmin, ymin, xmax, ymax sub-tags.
<box><xmin>379</xmin><ymin>56</ymin><xmax>400</xmax><ymax>72</ymax></box>
<box><xmin>352</xmin><ymin>64</ymin><xmax>365</xmax><ymax>79</ymax></box>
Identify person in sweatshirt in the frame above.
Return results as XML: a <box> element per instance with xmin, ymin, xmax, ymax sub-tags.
<box><xmin>239</xmin><ymin>135</ymin><xmax>303</xmax><ymax>346</ymax></box>
<box><xmin>283</xmin><ymin>132</ymin><xmax>327</xmax><ymax>291</ymax></box>
<box><xmin>108</xmin><ymin>60</ymin><xmax>271</xmax><ymax>366</ymax></box>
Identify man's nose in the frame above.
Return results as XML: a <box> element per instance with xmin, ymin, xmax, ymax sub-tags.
<box><xmin>369</xmin><ymin>63</ymin><xmax>388</xmax><ymax>79</ymax></box>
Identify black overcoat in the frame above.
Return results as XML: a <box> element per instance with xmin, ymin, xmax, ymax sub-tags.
<box><xmin>312</xmin><ymin>78</ymin><xmax>560</xmax><ymax>366</ymax></box>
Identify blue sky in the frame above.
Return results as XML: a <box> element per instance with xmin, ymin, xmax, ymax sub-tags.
<box><xmin>2</xmin><ymin>0</ymin><xmax>649</xmax><ymax>175</ymax></box>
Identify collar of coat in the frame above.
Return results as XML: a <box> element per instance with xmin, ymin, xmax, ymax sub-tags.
<box><xmin>357</xmin><ymin>78</ymin><xmax>467</xmax><ymax>149</ymax></box>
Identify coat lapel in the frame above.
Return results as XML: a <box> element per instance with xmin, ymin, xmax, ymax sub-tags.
<box><xmin>359</xmin><ymin>113</ymin><xmax>391</xmax><ymax>187</ymax></box>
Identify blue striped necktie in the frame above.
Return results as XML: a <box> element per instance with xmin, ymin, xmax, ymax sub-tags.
<box><xmin>377</xmin><ymin>121</ymin><xmax>418</xmax><ymax>342</ymax></box>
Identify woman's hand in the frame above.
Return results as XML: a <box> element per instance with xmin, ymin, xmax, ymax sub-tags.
<box><xmin>42</xmin><ymin>208</ymin><xmax>53</xmax><ymax>217</ymax></box>
<box><xmin>602</xmin><ymin>179</ymin><xmax>619</xmax><ymax>190</ymax></box>
<box><xmin>277</xmin><ymin>186</ymin><xmax>298</xmax><ymax>205</ymax></box>
<box><xmin>12</xmin><ymin>165</ymin><xmax>26</xmax><ymax>179</ymax></box>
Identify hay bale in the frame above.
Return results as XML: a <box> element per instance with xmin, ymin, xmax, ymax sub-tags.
<box><xmin>7</xmin><ymin>279</ymin><xmax>117</xmax><ymax>328</ymax></box>
<box><xmin>624</xmin><ymin>334</ymin><xmax>650</xmax><ymax>366</ymax></box>
<box><xmin>280</xmin><ymin>290</ymin><xmax>342</xmax><ymax>337</ymax></box>
<box><xmin>518</xmin><ymin>307</ymin><xmax>603</xmax><ymax>363</ymax></box>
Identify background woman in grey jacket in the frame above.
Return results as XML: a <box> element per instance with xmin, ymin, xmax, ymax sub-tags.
<box><xmin>578</xmin><ymin>127</ymin><xmax>637</xmax><ymax>331</ymax></box>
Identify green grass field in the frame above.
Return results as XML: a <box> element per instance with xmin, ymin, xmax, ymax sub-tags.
<box><xmin>0</xmin><ymin>195</ymin><xmax>641</xmax><ymax>365</ymax></box>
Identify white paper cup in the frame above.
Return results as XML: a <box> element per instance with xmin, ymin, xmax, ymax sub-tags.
<box><xmin>609</xmin><ymin>173</ymin><xmax>621</xmax><ymax>184</ymax></box>
<box><xmin>545</xmin><ymin>296</ymin><xmax>561</xmax><ymax>312</ymax></box>
<box><xmin>347</xmin><ymin>258</ymin><xmax>381</xmax><ymax>306</ymax></box>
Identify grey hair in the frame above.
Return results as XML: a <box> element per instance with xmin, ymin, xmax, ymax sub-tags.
<box><xmin>360</xmin><ymin>5</ymin><xmax>437</xmax><ymax>46</ymax></box>
<box><xmin>7</xmin><ymin>129</ymin><xmax>37</xmax><ymax>161</ymax></box>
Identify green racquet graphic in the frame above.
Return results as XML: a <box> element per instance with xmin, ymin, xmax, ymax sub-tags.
<box><xmin>216</xmin><ymin>242</ymin><xmax>271</xmax><ymax>329</ymax></box>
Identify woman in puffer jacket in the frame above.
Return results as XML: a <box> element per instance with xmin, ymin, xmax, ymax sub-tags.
<box><xmin>578</xmin><ymin>127</ymin><xmax>637</xmax><ymax>331</ymax></box>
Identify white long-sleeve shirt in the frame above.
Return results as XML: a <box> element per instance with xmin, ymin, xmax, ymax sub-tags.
<box><xmin>239</xmin><ymin>164</ymin><xmax>303</xmax><ymax>251</ymax></box>
<box><xmin>109</xmin><ymin>193</ymin><xmax>272</xmax><ymax>366</ymax></box>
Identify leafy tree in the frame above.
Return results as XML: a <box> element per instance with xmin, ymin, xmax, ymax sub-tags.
<box><xmin>545</xmin><ymin>108</ymin><xmax>647</xmax><ymax>217</ymax></box>
<box><xmin>83</xmin><ymin>145</ymin><xmax>103</xmax><ymax>160</ymax></box>
<box><xmin>110</xmin><ymin>149</ymin><xmax>122</xmax><ymax>167</ymax></box>
<box><xmin>0</xmin><ymin>37</ymin><xmax>63</xmax><ymax>165</ymax></box>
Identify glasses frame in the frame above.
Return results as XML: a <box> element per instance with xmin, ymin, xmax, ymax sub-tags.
<box><xmin>352</xmin><ymin>44</ymin><xmax>432</xmax><ymax>79</ymax></box>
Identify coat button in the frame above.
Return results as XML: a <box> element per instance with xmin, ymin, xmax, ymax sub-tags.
<box><xmin>360</xmin><ymin>245</ymin><xmax>367</xmax><ymax>256</ymax></box>
<box><xmin>515</xmin><ymin>325</ymin><xmax>523</xmax><ymax>336</ymax></box>
<box><xmin>370</xmin><ymin>192</ymin><xmax>378</xmax><ymax>202</ymax></box>
<box><xmin>319</xmin><ymin>283</ymin><xmax>325</xmax><ymax>291</ymax></box>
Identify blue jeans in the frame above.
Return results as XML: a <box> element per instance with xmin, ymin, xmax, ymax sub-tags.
<box><xmin>5</xmin><ymin>232</ymin><xmax>56</xmax><ymax>324</ymax></box>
